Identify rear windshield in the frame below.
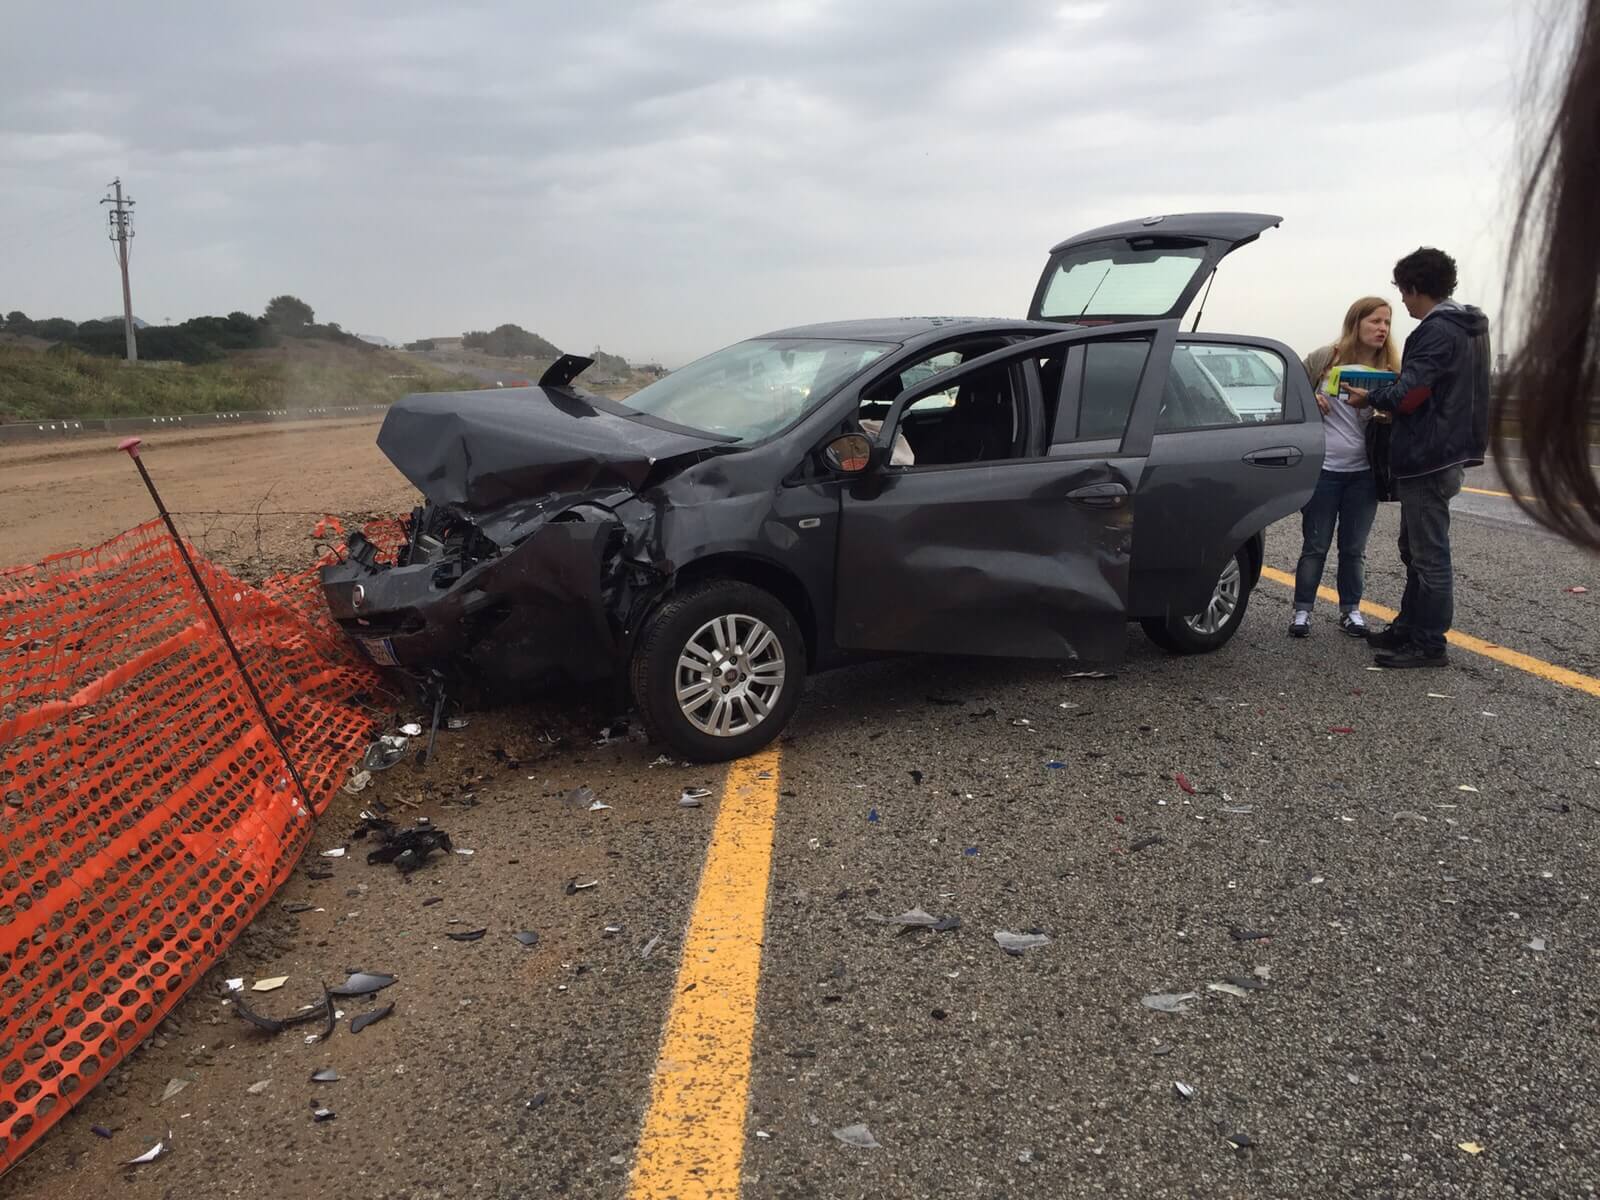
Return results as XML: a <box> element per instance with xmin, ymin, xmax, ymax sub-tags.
<box><xmin>1037</xmin><ymin>240</ymin><xmax>1207</xmax><ymax>320</ymax></box>
<box><xmin>620</xmin><ymin>338</ymin><xmax>893</xmax><ymax>442</ymax></box>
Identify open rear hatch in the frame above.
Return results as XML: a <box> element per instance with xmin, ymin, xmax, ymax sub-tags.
<box><xmin>1028</xmin><ymin>212</ymin><xmax>1281</xmax><ymax>326</ymax></box>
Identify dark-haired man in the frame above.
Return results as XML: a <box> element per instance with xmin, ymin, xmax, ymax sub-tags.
<box><xmin>1343</xmin><ymin>247</ymin><xmax>1491</xmax><ymax>669</ymax></box>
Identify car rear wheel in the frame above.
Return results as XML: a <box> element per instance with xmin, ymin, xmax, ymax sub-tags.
<box><xmin>1139</xmin><ymin>546</ymin><xmax>1252</xmax><ymax>654</ymax></box>
<box><xmin>630</xmin><ymin>580</ymin><xmax>806</xmax><ymax>763</ymax></box>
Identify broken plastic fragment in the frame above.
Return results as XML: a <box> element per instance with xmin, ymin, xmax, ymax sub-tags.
<box><xmin>679</xmin><ymin>787</ymin><xmax>711</xmax><ymax>807</ymax></box>
<box><xmin>640</xmin><ymin>935</ymin><xmax>662</xmax><ymax>958</ymax></box>
<box><xmin>310</xmin><ymin>1099</ymin><xmax>336</xmax><ymax>1122</ymax></box>
<box><xmin>253</xmin><ymin>976</ymin><xmax>289</xmax><ymax>992</ymax></box>
<box><xmin>1174</xmin><ymin>773</ymin><xmax>1196</xmax><ymax>795</ymax></box>
<box><xmin>588</xmin><ymin>800</ymin><xmax>612</xmax><ymax>812</ymax></box>
<box><xmin>1567</xmin><ymin>586</ymin><xmax>1588</xmax><ymax>594</ymax></box>
<box><xmin>563</xmin><ymin>785</ymin><xmax>596</xmax><ymax>808</ymax></box>
<box><xmin>319</xmin><ymin>847</ymin><xmax>346</xmax><ymax>858</ymax></box>
<box><xmin>1459</xmin><ymin>1141</ymin><xmax>1484</xmax><ymax>1154</ymax></box>
<box><xmin>159</xmin><ymin>1078</ymin><xmax>191</xmax><ymax>1103</ymax></box>
<box><xmin>399</xmin><ymin>722</ymin><xmax>423</xmax><ymax>737</ymax></box>
<box><xmin>994</xmin><ymin>930</ymin><xmax>1051</xmax><ymax>954</ymax></box>
<box><xmin>92</xmin><ymin>1125</ymin><xmax>114</xmax><ymax>1139</ymax></box>
<box><xmin>1141</xmin><ymin>992</ymin><xmax>1199</xmax><ymax>1014</ymax></box>
<box><xmin>311</xmin><ymin>1069</ymin><xmax>341</xmax><ymax>1083</ymax></box>
<box><xmin>894</xmin><ymin>908</ymin><xmax>941</xmax><ymax>929</ymax></box>
<box><xmin>447</xmin><ymin>928</ymin><xmax>488</xmax><ymax>942</ymax></box>
<box><xmin>1046</xmin><ymin>760</ymin><xmax>1067</xmax><ymax>770</ymax></box>
<box><xmin>1458</xmin><ymin>784</ymin><xmax>1480</xmax><ymax>793</ymax></box>
<box><xmin>1229</xmin><ymin>928</ymin><xmax>1271</xmax><ymax>942</ymax></box>
<box><xmin>1219</xmin><ymin>805</ymin><xmax>1254</xmax><ymax>815</ymax></box>
<box><xmin>454</xmin><ymin>847</ymin><xmax>475</xmax><ymax>856</ymax></box>
<box><xmin>1173</xmin><ymin>1081</ymin><xmax>1195</xmax><ymax>1100</ymax></box>
<box><xmin>343</xmin><ymin>770</ymin><xmax>373</xmax><ymax>795</ymax></box>
<box><xmin>1527</xmin><ymin>936</ymin><xmax>1547</xmax><ymax>952</ymax></box>
<box><xmin>1225</xmin><ymin>974</ymin><xmax>1268</xmax><ymax>990</ymax></box>
<box><xmin>225</xmin><ymin>977</ymin><xmax>244</xmax><ymax>992</ymax></box>
<box><xmin>565</xmin><ymin>878</ymin><xmax>599</xmax><ymax>894</ymax></box>
<box><xmin>513</xmin><ymin>930</ymin><xmax>541</xmax><ymax>947</ymax></box>
<box><xmin>1207</xmin><ymin>982</ymin><xmax>1252</xmax><ymax>999</ymax></box>
<box><xmin>351</xmin><ymin>1003</ymin><xmax>394</xmax><ymax>1034</ymax></box>
<box><xmin>246</xmin><ymin>1080</ymin><xmax>271</xmax><ymax>1095</ymax></box>
<box><xmin>832</xmin><ymin>1123</ymin><xmax>880</xmax><ymax>1149</ymax></box>
<box><xmin>329</xmin><ymin>972</ymin><xmax>396</xmax><ymax>997</ymax></box>
<box><xmin>362</xmin><ymin>738</ymin><xmax>408</xmax><ymax>772</ymax></box>
<box><xmin>1227</xmin><ymin>1132</ymin><xmax>1254</xmax><ymax>1150</ymax></box>
<box><xmin>125</xmin><ymin>1133</ymin><xmax>171</xmax><ymax>1165</ymax></box>
<box><xmin>1329</xmin><ymin>726</ymin><xmax>1355</xmax><ymax>735</ymax></box>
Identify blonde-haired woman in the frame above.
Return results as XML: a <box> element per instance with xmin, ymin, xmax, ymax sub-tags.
<box><xmin>1289</xmin><ymin>296</ymin><xmax>1403</xmax><ymax>639</ymax></box>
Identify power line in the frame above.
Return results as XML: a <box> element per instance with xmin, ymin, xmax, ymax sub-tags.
<box><xmin>99</xmin><ymin>178</ymin><xmax>138</xmax><ymax>362</ymax></box>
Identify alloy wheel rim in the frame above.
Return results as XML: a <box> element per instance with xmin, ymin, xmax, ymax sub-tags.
<box><xmin>1183</xmin><ymin>558</ymin><xmax>1242</xmax><ymax>636</ymax></box>
<box><xmin>675</xmin><ymin>613</ymin><xmax>786</xmax><ymax>737</ymax></box>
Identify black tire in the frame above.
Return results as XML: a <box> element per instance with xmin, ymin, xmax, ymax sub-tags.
<box><xmin>630</xmin><ymin>579</ymin><xmax>806</xmax><ymax>763</ymax></box>
<box><xmin>1140</xmin><ymin>545</ymin><xmax>1253</xmax><ymax>654</ymax></box>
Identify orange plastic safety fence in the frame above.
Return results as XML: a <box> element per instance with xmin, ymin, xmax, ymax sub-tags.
<box><xmin>0</xmin><ymin>520</ymin><xmax>385</xmax><ymax>1169</ymax></box>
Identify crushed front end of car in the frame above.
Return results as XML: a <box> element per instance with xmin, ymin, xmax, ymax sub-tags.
<box><xmin>319</xmin><ymin>364</ymin><xmax>726</xmax><ymax>695</ymax></box>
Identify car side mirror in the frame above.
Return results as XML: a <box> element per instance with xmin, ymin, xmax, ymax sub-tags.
<box><xmin>823</xmin><ymin>433</ymin><xmax>877</xmax><ymax>475</ymax></box>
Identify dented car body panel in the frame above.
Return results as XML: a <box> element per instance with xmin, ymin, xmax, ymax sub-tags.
<box><xmin>321</xmin><ymin>213</ymin><xmax>1322</xmax><ymax>724</ymax></box>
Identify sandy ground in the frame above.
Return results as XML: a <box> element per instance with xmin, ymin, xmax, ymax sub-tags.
<box><xmin>3</xmin><ymin>426</ymin><xmax>1599</xmax><ymax>1198</ymax></box>
<box><xmin>0</xmin><ymin>418</ymin><xmax>410</xmax><ymax>573</ymax></box>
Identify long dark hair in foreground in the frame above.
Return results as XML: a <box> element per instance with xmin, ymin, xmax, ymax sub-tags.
<box><xmin>1501</xmin><ymin>0</ymin><xmax>1600</xmax><ymax>550</ymax></box>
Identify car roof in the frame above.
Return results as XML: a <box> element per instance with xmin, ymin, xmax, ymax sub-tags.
<box><xmin>758</xmin><ymin>316</ymin><xmax>1074</xmax><ymax>349</ymax></box>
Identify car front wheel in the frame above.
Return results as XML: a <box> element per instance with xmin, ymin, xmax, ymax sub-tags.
<box><xmin>1139</xmin><ymin>546</ymin><xmax>1252</xmax><ymax>654</ymax></box>
<box><xmin>630</xmin><ymin>580</ymin><xmax>806</xmax><ymax>762</ymax></box>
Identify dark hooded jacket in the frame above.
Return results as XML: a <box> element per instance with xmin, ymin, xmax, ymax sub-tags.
<box><xmin>1363</xmin><ymin>301</ymin><xmax>1491</xmax><ymax>479</ymax></box>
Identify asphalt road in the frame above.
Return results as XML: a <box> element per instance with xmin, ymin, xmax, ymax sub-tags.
<box><xmin>7</xmin><ymin>466</ymin><xmax>1599</xmax><ymax>1199</ymax></box>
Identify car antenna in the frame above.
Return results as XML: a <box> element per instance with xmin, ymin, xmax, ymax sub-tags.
<box><xmin>1190</xmin><ymin>268</ymin><xmax>1217</xmax><ymax>332</ymax></box>
<box><xmin>1077</xmin><ymin>265</ymin><xmax>1112</xmax><ymax>318</ymax></box>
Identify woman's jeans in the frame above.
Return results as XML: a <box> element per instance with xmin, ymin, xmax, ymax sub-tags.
<box><xmin>1293</xmin><ymin>469</ymin><xmax>1379</xmax><ymax>611</ymax></box>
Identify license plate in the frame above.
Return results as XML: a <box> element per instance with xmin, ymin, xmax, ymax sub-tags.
<box><xmin>357</xmin><ymin>636</ymin><xmax>399</xmax><ymax>668</ymax></box>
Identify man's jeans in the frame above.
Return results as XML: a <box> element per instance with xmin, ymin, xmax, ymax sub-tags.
<box><xmin>1392</xmin><ymin>465</ymin><xmax>1465</xmax><ymax>654</ymax></box>
<box><xmin>1293</xmin><ymin>469</ymin><xmax>1379</xmax><ymax>611</ymax></box>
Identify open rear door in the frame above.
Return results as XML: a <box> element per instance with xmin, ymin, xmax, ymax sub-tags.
<box><xmin>1027</xmin><ymin>212</ymin><xmax>1281</xmax><ymax>327</ymax></box>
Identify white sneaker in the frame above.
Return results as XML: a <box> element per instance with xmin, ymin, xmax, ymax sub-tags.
<box><xmin>1289</xmin><ymin>610</ymin><xmax>1311</xmax><ymax>639</ymax></box>
<box><xmin>1340</xmin><ymin>611</ymin><xmax>1368</xmax><ymax>638</ymax></box>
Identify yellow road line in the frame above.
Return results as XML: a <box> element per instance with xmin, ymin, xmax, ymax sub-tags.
<box><xmin>1260</xmin><ymin>566</ymin><xmax>1600</xmax><ymax>698</ymax></box>
<box><xmin>1462</xmin><ymin>485</ymin><xmax>1516</xmax><ymax>499</ymax></box>
<box><xmin>629</xmin><ymin>747</ymin><xmax>781</xmax><ymax>1199</ymax></box>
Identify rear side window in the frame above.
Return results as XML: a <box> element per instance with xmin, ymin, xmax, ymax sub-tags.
<box><xmin>1076</xmin><ymin>342</ymin><xmax>1149</xmax><ymax>441</ymax></box>
<box><xmin>1047</xmin><ymin>338</ymin><xmax>1151</xmax><ymax>445</ymax></box>
<box><xmin>1157</xmin><ymin>343</ymin><xmax>1286</xmax><ymax>432</ymax></box>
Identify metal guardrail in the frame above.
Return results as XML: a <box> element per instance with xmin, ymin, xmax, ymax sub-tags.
<box><xmin>0</xmin><ymin>404</ymin><xmax>394</xmax><ymax>445</ymax></box>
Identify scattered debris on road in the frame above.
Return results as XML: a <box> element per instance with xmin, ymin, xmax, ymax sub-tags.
<box><xmin>351</xmin><ymin>1003</ymin><xmax>394</xmax><ymax>1034</ymax></box>
<box><xmin>994</xmin><ymin>930</ymin><xmax>1050</xmax><ymax>955</ymax></box>
<box><xmin>124</xmin><ymin>1131</ymin><xmax>172</xmax><ymax>1165</ymax></box>
<box><xmin>1142</xmin><ymin>992</ymin><xmax>1199</xmax><ymax>1015</ymax></box>
<box><xmin>329</xmin><ymin>972</ymin><xmax>396</xmax><ymax>997</ymax></box>
<box><xmin>832</xmin><ymin>1123</ymin><xmax>880</xmax><ymax>1149</ymax></box>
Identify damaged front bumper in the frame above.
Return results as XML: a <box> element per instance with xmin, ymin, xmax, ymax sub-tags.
<box><xmin>321</xmin><ymin>500</ymin><xmax>651</xmax><ymax>690</ymax></box>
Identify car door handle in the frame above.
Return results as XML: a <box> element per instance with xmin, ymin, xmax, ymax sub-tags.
<box><xmin>1242</xmin><ymin>446</ymin><xmax>1304</xmax><ymax>468</ymax></box>
<box><xmin>1066</xmin><ymin>482</ymin><xmax>1130</xmax><ymax>508</ymax></box>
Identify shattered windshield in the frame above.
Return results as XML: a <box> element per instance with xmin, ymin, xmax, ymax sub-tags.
<box><xmin>620</xmin><ymin>338</ymin><xmax>894</xmax><ymax>441</ymax></box>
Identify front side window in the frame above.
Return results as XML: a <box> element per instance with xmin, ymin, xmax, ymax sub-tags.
<box><xmin>621</xmin><ymin>338</ymin><xmax>893</xmax><ymax>442</ymax></box>
<box><xmin>1157</xmin><ymin>343</ymin><xmax>1286</xmax><ymax>432</ymax></box>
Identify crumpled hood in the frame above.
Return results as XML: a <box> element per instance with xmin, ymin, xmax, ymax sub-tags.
<box><xmin>377</xmin><ymin>386</ymin><xmax>729</xmax><ymax>513</ymax></box>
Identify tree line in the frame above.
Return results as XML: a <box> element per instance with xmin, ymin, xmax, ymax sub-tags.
<box><xmin>0</xmin><ymin>295</ymin><xmax>365</xmax><ymax>365</ymax></box>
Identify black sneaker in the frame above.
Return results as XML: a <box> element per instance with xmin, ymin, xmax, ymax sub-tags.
<box><xmin>1288</xmin><ymin>611</ymin><xmax>1311</xmax><ymax>639</ymax></box>
<box><xmin>1373</xmin><ymin>647</ymin><xmax>1449</xmax><ymax>670</ymax></box>
<box><xmin>1339</xmin><ymin>611</ymin><xmax>1369</xmax><ymax>639</ymax></box>
<box><xmin>1365</xmin><ymin>624</ymin><xmax>1411</xmax><ymax>652</ymax></box>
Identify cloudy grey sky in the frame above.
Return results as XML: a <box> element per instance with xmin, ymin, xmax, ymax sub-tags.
<box><xmin>3</xmin><ymin>0</ymin><xmax>1544</xmax><ymax>364</ymax></box>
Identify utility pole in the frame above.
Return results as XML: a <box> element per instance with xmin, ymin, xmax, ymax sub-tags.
<box><xmin>101</xmin><ymin>178</ymin><xmax>137</xmax><ymax>362</ymax></box>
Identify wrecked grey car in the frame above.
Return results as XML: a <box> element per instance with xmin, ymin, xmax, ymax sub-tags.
<box><xmin>322</xmin><ymin>213</ymin><xmax>1323</xmax><ymax>761</ymax></box>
